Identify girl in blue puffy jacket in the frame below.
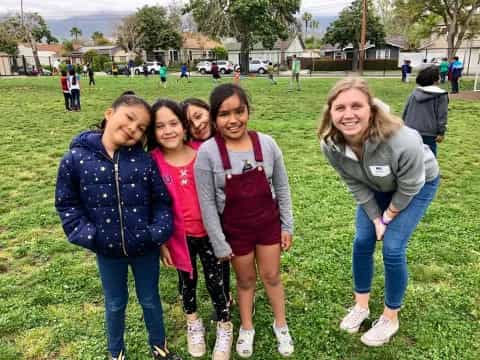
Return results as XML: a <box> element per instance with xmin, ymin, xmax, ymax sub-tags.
<box><xmin>55</xmin><ymin>92</ymin><xmax>182</xmax><ymax>360</ymax></box>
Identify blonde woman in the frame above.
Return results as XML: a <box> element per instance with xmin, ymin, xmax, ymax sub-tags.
<box><xmin>318</xmin><ymin>78</ymin><xmax>439</xmax><ymax>346</ymax></box>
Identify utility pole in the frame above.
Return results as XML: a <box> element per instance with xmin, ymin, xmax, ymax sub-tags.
<box><xmin>20</xmin><ymin>0</ymin><xmax>24</xmax><ymax>27</ymax></box>
<box><xmin>359</xmin><ymin>0</ymin><xmax>367</xmax><ymax>75</ymax></box>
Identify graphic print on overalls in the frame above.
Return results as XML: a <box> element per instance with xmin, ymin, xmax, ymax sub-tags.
<box><xmin>214</xmin><ymin>131</ymin><xmax>281</xmax><ymax>256</ymax></box>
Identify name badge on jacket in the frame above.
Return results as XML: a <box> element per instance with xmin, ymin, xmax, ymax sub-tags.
<box><xmin>369</xmin><ymin>165</ymin><xmax>391</xmax><ymax>177</ymax></box>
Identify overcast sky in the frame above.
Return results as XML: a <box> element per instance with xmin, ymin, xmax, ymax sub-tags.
<box><xmin>0</xmin><ymin>0</ymin><xmax>352</xmax><ymax>19</ymax></box>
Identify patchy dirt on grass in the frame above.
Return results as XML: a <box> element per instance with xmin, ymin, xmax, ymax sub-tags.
<box><xmin>450</xmin><ymin>91</ymin><xmax>480</xmax><ymax>101</ymax></box>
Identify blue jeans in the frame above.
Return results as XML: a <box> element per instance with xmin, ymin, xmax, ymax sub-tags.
<box><xmin>352</xmin><ymin>176</ymin><xmax>439</xmax><ymax>309</ymax></box>
<box><xmin>421</xmin><ymin>135</ymin><xmax>437</xmax><ymax>157</ymax></box>
<box><xmin>97</xmin><ymin>252</ymin><xmax>166</xmax><ymax>356</ymax></box>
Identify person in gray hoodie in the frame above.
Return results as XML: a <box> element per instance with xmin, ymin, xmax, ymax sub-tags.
<box><xmin>319</xmin><ymin>77</ymin><xmax>439</xmax><ymax>347</ymax></box>
<box><xmin>402</xmin><ymin>66</ymin><xmax>448</xmax><ymax>156</ymax></box>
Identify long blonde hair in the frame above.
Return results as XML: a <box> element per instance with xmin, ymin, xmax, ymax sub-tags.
<box><xmin>317</xmin><ymin>77</ymin><xmax>402</xmax><ymax>145</ymax></box>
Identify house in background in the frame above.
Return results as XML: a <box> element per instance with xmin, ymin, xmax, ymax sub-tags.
<box><xmin>70</xmin><ymin>45</ymin><xmax>129</xmax><ymax>64</ymax></box>
<box><xmin>148</xmin><ymin>32</ymin><xmax>222</xmax><ymax>64</ymax></box>
<box><xmin>224</xmin><ymin>35</ymin><xmax>305</xmax><ymax>65</ymax></box>
<box><xmin>323</xmin><ymin>37</ymin><xmax>405</xmax><ymax>60</ymax></box>
<box><xmin>17</xmin><ymin>43</ymin><xmax>65</xmax><ymax>66</ymax></box>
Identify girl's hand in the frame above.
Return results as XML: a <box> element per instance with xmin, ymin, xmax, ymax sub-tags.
<box><xmin>373</xmin><ymin>218</ymin><xmax>386</xmax><ymax>241</ymax></box>
<box><xmin>218</xmin><ymin>253</ymin><xmax>234</xmax><ymax>262</ymax></box>
<box><xmin>281</xmin><ymin>231</ymin><xmax>293</xmax><ymax>251</ymax></box>
<box><xmin>160</xmin><ymin>244</ymin><xmax>174</xmax><ymax>268</ymax></box>
<box><xmin>436</xmin><ymin>135</ymin><xmax>445</xmax><ymax>143</ymax></box>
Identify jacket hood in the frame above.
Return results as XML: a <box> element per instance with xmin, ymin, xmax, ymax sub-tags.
<box><xmin>70</xmin><ymin>130</ymin><xmax>104</xmax><ymax>153</ymax></box>
<box><xmin>413</xmin><ymin>86</ymin><xmax>447</xmax><ymax>102</ymax></box>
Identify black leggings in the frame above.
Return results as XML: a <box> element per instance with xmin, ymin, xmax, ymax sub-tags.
<box><xmin>178</xmin><ymin>236</ymin><xmax>230</xmax><ymax>322</ymax></box>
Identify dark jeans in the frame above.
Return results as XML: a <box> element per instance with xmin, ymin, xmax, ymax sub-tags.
<box><xmin>440</xmin><ymin>72</ymin><xmax>447</xmax><ymax>83</ymax></box>
<box><xmin>422</xmin><ymin>135</ymin><xmax>437</xmax><ymax>157</ymax></box>
<box><xmin>451</xmin><ymin>78</ymin><xmax>459</xmax><ymax>93</ymax></box>
<box><xmin>177</xmin><ymin>236</ymin><xmax>230</xmax><ymax>322</ymax></box>
<box><xmin>89</xmin><ymin>75</ymin><xmax>95</xmax><ymax>86</ymax></box>
<box><xmin>97</xmin><ymin>252</ymin><xmax>166</xmax><ymax>357</ymax></box>
<box><xmin>353</xmin><ymin>176</ymin><xmax>439</xmax><ymax>309</ymax></box>
<box><xmin>70</xmin><ymin>89</ymin><xmax>80</xmax><ymax>110</ymax></box>
<box><xmin>63</xmin><ymin>92</ymin><xmax>71</xmax><ymax>110</ymax></box>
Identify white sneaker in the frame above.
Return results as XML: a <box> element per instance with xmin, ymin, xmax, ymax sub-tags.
<box><xmin>213</xmin><ymin>321</ymin><xmax>233</xmax><ymax>360</ymax></box>
<box><xmin>272</xmin><ymin>321</ymin><xmax>294</xmax><ymax>357</ymax></box>
<box><xmin>187</xmin><ymin>318</ymin><xmax>206</xmax><ymax>357</ymax></box>
<box><xmin>340</xmin><ymin>304</ymin><xmax>370</xmax><ymax>333</ymax></box>
<box><xmin>360</xmin><ymin>315</ymin><xmax>399</xmax><ymax>346</ymax></box>
<box><xmin>236</xmin><ymin>327</ymin><xmax>255</xmax><ymax>358</ymax></box>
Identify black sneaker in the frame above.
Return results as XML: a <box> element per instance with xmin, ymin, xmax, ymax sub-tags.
<box><xmin>151</xmin><ymin>345</ymin><xmax>182</xmax><ymax>360</ymax></box>
<box><xmin>109</xmin><ymin>349</ymin><xmax>126</xmax><ymax>360</ymax></box>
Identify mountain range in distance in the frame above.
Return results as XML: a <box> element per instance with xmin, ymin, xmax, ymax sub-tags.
<box><xmin>45</xmin><ymin>13</ymin><xmax>336</xmax><ymax>41</ymax></box>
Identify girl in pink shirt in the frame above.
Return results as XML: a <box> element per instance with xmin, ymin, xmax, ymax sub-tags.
<box><xmin>148</xmin><ymin>99</ymin><xmax>233</xmax><ymax>360</ymax></box>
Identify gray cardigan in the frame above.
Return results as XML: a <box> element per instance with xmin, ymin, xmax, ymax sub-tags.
<box><xmin>194</xmin><ymin>133</ymin><xmax>294</xmax><ymax>258</ymax></box>
<box><xmin>321</xmin><ymin>126</ymin><xmax>439</xmax><ymax>221</ymax></box>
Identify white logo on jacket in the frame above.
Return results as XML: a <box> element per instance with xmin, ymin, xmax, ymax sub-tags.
<box><xmin>369</xmin><ymin>165</ymin><xmax>391</xmax><ymax>177</ymax></box>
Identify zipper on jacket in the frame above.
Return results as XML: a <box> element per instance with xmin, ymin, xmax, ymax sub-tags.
<box><xmin>113</xmin><ymin>151</ymin><xmax>128</xmax><ymax>256</ymax></box>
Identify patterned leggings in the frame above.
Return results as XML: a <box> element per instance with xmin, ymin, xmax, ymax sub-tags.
<box><xmin>178</xmin><ymin>236</ymin><xmax>230</xmax><ymax>322</ymax></box>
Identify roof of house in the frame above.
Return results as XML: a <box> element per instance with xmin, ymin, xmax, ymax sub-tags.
<box><xmin>182</xmin><ymin>32</ymin><xmax>221</xmax><ymax>49</ymax></box>
<box><xmin>36</xmin><ymin>44</ymin><xmax>64</xmax><ymax>54</ymax></box>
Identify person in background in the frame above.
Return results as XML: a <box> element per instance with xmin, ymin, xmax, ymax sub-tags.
<box><xmin>159</xmin><ymin>63</ymin><xmax>168</xmax><ymax>88</ymax></box>
<box><xmin>87</xmin><ymin>63</ymin><xmax>95</xmax><ymax>87</ymax></box>
<box><xmin>403</xmin><ymin>66</ymin><xmax>448</xmax><ymax>157</ymax></box>
<box><xmin>60</xmin><ymin>70</ymin><xmax>71</xmax><ymax>111</ymax></box>
<box><xmin>449</xmin><ymin>56</ymin><xmax>463</xmax><ymax>94</ymax></box>
<box><xmin>439</xmin><ymin>58</ymin><xmax>449</xmax><ymax>84</ymax></box>
<box><xmin>68</xmin><ymin>69</ymin><xmax>81</xmax><ymax>111</ymax></box>
<box><xmin>289</xmin><ymin>55</ymin><xmax>301</xmax><ymax>91</ymax></box>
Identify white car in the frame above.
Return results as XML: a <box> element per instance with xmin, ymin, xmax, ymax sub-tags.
<box><xmin>249</xmin><ymin>59</ymin><xmax>269</xmax><ymax>73</ymax></box>
<box><xmin>217</xmin><ymin>60</ymin><xmax>234</xmax><ymax>74</ymax></box>
<box><xmin>196</xmin><ymin>61</ymin><xmax>212</xmax><ymax>74</ymax></box>
<box><xmin>134</xmin><ymin>61</ymin><xmax>161</xmax><ymax>75</ymax></box>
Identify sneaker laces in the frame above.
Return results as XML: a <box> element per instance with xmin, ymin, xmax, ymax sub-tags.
<box><xmin>370</xmin><ymin>316</ymin><xmax>391</xmax><ymax>333</ymax></box>
<box><xmin>215</xmin><ymin>323</ymin><xmax>233</xmax><ymax>352</ymax></box>
<box><xmin>345</xmin><ymin>306</ymin><xmax>368</xmax><ymax>324</ymax></box>
<box><xmin>188</xmin><ymin>320</ymin><xmax>204</xmax><ymax>345</ymax></box>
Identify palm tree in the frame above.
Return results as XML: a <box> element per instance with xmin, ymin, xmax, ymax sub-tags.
<box><xmin>70</xmin><ymin>27</ymin><xmax>82</xmax><ymax>41</ymax></box>
<box><xmin>302</xmin><ymin>12</ymin><xmax>312</xmax><ymax>35</ymax></box>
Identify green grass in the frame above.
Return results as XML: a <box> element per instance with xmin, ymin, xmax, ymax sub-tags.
<box><xmin>0</xmin><ymin>76</ymin><xmax>479</xmax><ymax>360</ymax></box>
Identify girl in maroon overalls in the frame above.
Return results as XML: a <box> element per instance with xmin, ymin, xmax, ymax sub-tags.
<box><xmin>194</xmin><ymin>84</ymin><xmax>295</xmax><ymax>358</ymax></box>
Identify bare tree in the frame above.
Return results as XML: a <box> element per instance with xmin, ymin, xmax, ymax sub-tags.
<box><xmin>115</xmin><ymin>14</ymin><xmax>143</xmax><ymax>61</ymax></box>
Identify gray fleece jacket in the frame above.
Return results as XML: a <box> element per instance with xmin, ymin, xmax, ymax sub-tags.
<box><xmin>402</xmin><ymin>85</ymin><xmax>448</xmax><ymax>136</ymax></box>
<box><xmin>321</xmin><ymin>126</ymin><xmax>439</xmax><ymax>221</ymax></box>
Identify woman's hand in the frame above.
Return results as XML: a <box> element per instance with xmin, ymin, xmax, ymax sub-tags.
<box><xmin>281</xmin><ymin>231</ymin><xmax>293</xmax><ymax>251</ymax></box>
<box><xmin>436</xmin><ymin>135</ymin><xmax>445</xmax><ymax>143</ymax></box>
<box><xmin>160</xmin><ymin>244</ymin><xmax>174</xmax><ymax>268</ymax></box>
<box><xmin>373</xmin><ymin>217</ymin><xmax>386</xmax><ymax>241</ymax></box>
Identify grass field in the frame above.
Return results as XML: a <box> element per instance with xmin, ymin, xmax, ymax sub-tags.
<box><xmin>0</xmin><ymin>75</ymin><xmax>479</xmax><ymax>360</ymax></box>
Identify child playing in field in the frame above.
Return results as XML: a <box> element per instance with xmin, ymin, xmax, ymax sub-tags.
<box><xmin>194</xmin><ymin>83</ymin><xmax>295</xmax><ymax>358</ymax></box>
<box><xmin>68</xmin><ymin>69</ymin><xmax>81</xmax><ymax>111</ymax></box>
<box><xmin>160</xmin><ymin>63</ymin><xmax>168</xmax><ymax>88</ymax></box>
<box><xmin>401</xmin><ymin>60</ymin><xmax>412</xmax><ymax>82</ymax></box>
<box><xmin>177</xmin><ymin>63</ymin><xmax>190</xmax><ymax>83</ymax></box>
<box><xmin>55</xmin><ymin>92</ymin><xmax>181</xmax><ymax>360</ymax></box>
<box><xmin>148</xmin><ymin>99</ymin><xmax>233</xmax><ymax>360</ymax></box>
<box><xmin>60</xmin><ymin>70</ymin><xmax>71</xmax><ymax>111</ymax></box>
<box><xmin>402</xmin><ymin>66</ymin><xmax>448</xmax><ymax>157</ymax></box>
<box><xmin>233</xmin><ymin>67</ymin><xmax>241</xmax><ymax>85</ymax></box>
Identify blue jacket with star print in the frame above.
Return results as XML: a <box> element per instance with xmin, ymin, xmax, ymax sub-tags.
<box><xmin>55</xmin><ymin>130</ymin><xmax>173</xmax><ymax>258</ymax></box>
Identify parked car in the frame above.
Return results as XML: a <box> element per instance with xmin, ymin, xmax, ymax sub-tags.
<box><xmin>196</xmin><ymin>61</ymin><xmax>212</xmax><ymax>74</ymax></box>
<box><xmin>249</xmin><ymin>59</ymin><xmax>269</xmax><ymax>74</ymax></box>
<box><xmin>133</xmin><ymin>61</ymin><xmax>161</xmax><ymax>75</ymax></box>
<box><xmin>106</xmin><ymin>64</ymin><xmax>130</xmax><ymax>75</ymax></box>
<box><xmin>217</xmin><ymin>60</ymin><xmax>234</xmax><ymax>74</ymax></box>
<box><xmin>15</xmin><ymin>66</ymin><xmax>52</xmax><ymax>76</ymax></box>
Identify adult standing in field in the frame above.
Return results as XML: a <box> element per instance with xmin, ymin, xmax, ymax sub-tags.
<box><xmin>143</xmin><ymin>62</ymin><xmax>149</xmax><ymax>78</ymax></box>
<box><xmin>319</xmin><ymin>77</ymin><xmax>439</xmax><ymax>347</ymax></box>
<box><xmin>289</xmin><ymin>55</ymin><xmax>301</xmax><ymax>91</ymax></box>
<box><xmin>449</xmin><ymin>56</ymin><xmax>463</xmax><ymax>94</ymax></box>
